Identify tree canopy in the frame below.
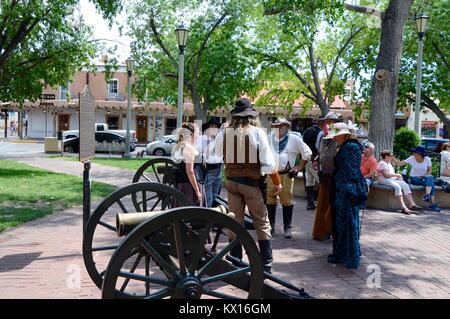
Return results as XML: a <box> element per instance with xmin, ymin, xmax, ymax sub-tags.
<box><xmin>399</xmin><ymin>0</ymin><xmax>450</xmax><ymax>136</ymax></box>
<box><xmin>127</xmin><ymin>0</ymin><xmax>260</xmax><ymax>120</ymax></box>
<box><xmin>249</xmin><ymin>0</ymin><xmax>367</xmax><ymax>116</ymax></box>
<box><xmin>0</xmin><ymin>0</ymin><xmax>122</xmax><ymax>102</ymax></box>
<box><xmin>344</xmin><ymin>0</ymin><xmax>449</xmax><ymax>138</ymax></box>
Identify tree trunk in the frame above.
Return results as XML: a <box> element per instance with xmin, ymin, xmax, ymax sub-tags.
<box><xmin>187</xmin><ymin>83</ymin><xmax>206</xmax><ymax>122</ymax></box>
<box><xmin>317</xmin><ymin>99</ymin><xmax>330</xmax><ymax>117</ymax></box>
<box><xmin>423</xmin><ymin>95</ymin><xmax>450</xmax><ymax>139</ymax></box>
<box><xmin>368</xmin><ymin>0</ymin><xmax>413</xmax><ymax>159</ymax></box>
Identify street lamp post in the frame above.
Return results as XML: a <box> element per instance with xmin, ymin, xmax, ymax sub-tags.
<box><xmin>413</xmin><ymin>12</ymin><xmax>429</xmax><ymax>135</ymax></box>
<box><xmin>175</xmin><ymin>25</ymin><xmax>189</xmax><ymax>128</ymax></box>
<box><xmin>125</xmin><ymin>58</ymin><xmax>134</xmax><ymax>159</ymax></box>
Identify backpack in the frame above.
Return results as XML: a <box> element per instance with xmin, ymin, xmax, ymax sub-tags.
<box><xmin>435</xmin><ymin>178</ymin><xmax>450</xmax><ymax>193</ymax></box>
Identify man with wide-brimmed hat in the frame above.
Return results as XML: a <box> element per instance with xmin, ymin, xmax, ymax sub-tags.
<box><xmin>267</xmin><ymin>117</ymin><xmax>312</xmax><ymax>239</ymax></box>
<box><xmin>302</xmin><ymin>111</ymin><xmax>341</xmax><ymax>210</ymax></box>
<box><xmin>311</xmin><ymin>112</ymin><xmax>342</xmax><ymax>241</ymax></box>
<box><xmin>211</xmin><ymin>97</ymin><xmax>282</xmax><ymax>272</ymax></box>
<box><xmin>201</xmin><ymin>117</ymin><xmax>223</xmax><ymax>208</ymax></box>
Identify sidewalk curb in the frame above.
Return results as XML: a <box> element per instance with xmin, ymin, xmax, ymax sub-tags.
<box><xmin>0</xmin><ymin>139</ymin><xmax>43</xmax><ymax>144</ymax></box>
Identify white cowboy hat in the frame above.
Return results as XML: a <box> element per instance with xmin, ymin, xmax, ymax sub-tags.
<box><xmin>324</xmin><ymin>122</ymin><xmax>355</xmax><ymax>139</ymax></box>
<box><xmin>271</xmin><ymin>117</ymin><xmax>291</xmax><ymax>128</ymax></box>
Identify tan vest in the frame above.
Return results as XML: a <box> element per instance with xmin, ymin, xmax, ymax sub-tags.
<box><xmin>223</xmin><ymin>127</ymin><xmax>261</xmax><ymax>180</ymax></box>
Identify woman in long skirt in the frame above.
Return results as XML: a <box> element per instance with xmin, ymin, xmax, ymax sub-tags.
<box><xmin>325</xmin><ymin>122</ymin><xmax>368</xmax><ymax>269</ymax></box>
<box><xmin>172</xmin><ymin>123</ymin><xmax>206</xmax><ymax>206</ymax></box>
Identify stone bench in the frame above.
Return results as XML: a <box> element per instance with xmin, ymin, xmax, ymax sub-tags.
<box><xmin>293</xmin><ymin>174</ymin><xmax>449</xmax><ymax>210</ymax></box>
<box><xmin>366</xmin><ymin>181</ymin><xmax>449</xmax><ymax>210</ymax></box>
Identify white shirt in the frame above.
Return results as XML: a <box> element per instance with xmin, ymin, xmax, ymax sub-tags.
<box><xmin>441</xmin><ymin>151</ymin><xmax>450</xmax><ymax>174</ymax></box>
<box><xmin>172</xmin><ymin>142</ymin><xmax>199</xmax><ymax>164</ymax></box>
<box><xmin>269</xmin><ymin>132</ymin><xmax>312</xmax><ymax>171</ymax></box>
<box><xmin>377</xmin><ymin>160</ymin><xmax>396</xmax><ymax>183</ymax></box>
<box><xmin>405</xmin><ymin>156</ymin><xmax>432</xmax><ymax>177</ymax></box>
<box><xmin>202</xmin><ymin>135</ymin><xmax>223</xmax><ymax>164</ymax></box>
<box><xmin>212</xmin><ymin>126</ymin><xmax>276</xmax><ymax>175</ymax></box>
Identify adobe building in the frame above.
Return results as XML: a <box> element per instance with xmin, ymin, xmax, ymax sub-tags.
<box><xmin>4</xmin><ymin>64</ymin><xmax>360</xmax><ymax>142</ymax></box>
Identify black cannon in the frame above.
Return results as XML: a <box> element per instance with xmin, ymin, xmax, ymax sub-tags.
<box><xmin>83</xmin><ymin>181</ymin><xmax>311</xmax><ymax>299</ymax></box>
<box><xmin>82</xmin><ymin>158</ymin><xmax>311</xmax><ymax>299</ymax></box>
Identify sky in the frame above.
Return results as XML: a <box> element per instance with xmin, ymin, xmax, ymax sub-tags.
<box><xmin>79</xmin><ymin>0</ymin><xmax>132</xmax><ymax>64</ymax></box>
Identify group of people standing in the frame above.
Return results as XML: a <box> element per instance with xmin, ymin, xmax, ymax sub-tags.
<box><xmin>169</xmin><ymin>97</ymin><xmax>444</xmax><ymax>273</ymax></box>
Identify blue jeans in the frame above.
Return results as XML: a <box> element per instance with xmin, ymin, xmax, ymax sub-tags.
<box><xmin>204</xmin><ymin>165</ymin><xmax>222</xmax><ymax>208</ymax></box>
<box><xmin>410</xmin><ymin>175</ymin><xmax>435</xmax><ymax>196</ymax></box>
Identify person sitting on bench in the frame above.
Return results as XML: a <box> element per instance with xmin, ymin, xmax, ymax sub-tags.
<box><xmin>396</xmin><ymin>146</ymin><xmax>441</xmax><ymax>213</ymax></box>
<box><xmin>377</xmin><ymin>150</ymin><xmax>421</xmax><ymax>215</ymax></box>
<box><xmin>440</xmin><ymin>142</ymin><xmax>450</xmax><ymax>177</ymax></box>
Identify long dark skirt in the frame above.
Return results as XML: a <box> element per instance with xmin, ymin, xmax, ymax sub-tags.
<box><xmin>330</xmin><ymin>187</ymin><xmax>361</xmax><ymax>269</ymax></box>
<box><xmin>176</xmin><ymin>182</ymin><xmax>206</xmax><ymax>207</ymax></box>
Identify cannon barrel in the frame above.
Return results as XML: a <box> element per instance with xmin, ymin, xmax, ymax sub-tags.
<box><xmin>116</xmin><ymin>205</ymin><xmax>230</xmax><ymax>237</ymax></box>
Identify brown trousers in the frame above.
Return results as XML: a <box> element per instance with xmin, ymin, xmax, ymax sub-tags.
<box><xmin>312</xmin><ymin>175</ymin><xmax>333</xmax><ymax>240</ymax></box>
<box><xmin>266</xmin><ymin>173</ymin><xmax>294</xmax><ymax>206</ymax></box>
<box><xmin>226</xmin><ymin>180</ymin><xmax>271</xmax><ymax>240</ymax></box>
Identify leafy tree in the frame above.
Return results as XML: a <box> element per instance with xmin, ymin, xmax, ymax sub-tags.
<box><xmin>127</xmin><ymin>0</ymin><xmax>260</xmax><ymax>121</ymax></box>
<box><xmin>345</xmin><ymin>0</ymin><xmax>449</xmax><ymax>153</ymax></box>
<box><xmin>398</xmin><ymin>0</ymin><xmax>450</xmax><ymax>137</ymax></box>
<box><xmin>346</xmin><ymin>0</ymin><xmax>415</xmax><ymax>158</ymax></box>
<box><xmin>251</xmin><ymin>0</ymin><xmax>366</xmax><ymax>116</ymax></box>
<box><xmin>0</xmin><ymin>0</ymin><xmax>122</xmax><ymax>102</ymax></box>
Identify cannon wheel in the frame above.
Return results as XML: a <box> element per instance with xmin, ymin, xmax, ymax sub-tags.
<box><xmin>102</xmin><ymin>207</ymin><xmax>264</xmax><ymax>299</ymax></box>
<box><xmin>83</xmin><ymin>182</ymin><xmax>192</xmax><ymax>290</ymax></box>
<box><xmin>132</xmin><ymin>157</ymin><xmax>177</xmax><ymax>185</ymax></box>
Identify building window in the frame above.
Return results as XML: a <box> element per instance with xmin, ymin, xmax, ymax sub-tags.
<box><xmin>108</xmin><ymin>79</ymin><xmax>118</xmax><ymax>98</ymax></box>
<box><xmin>60</xmin><ymin>82</ymin><xmax>70</xmax><ymax>100</ymax></box>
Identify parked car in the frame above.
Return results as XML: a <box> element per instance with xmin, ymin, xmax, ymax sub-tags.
<box><xmin>63</xmin><ymin>131</ymin><xmax>136</xmax><ymax>154</ymax></box>
<box><xmin>146</xmin><ymin>135</ymin><xmax>176</xmax><ymax>156</ymax></box>
<box><xmin>421</xmin><ymin>137</ymin><xmax>449</xmax><ymax>153</ymax></box>
<box><xmin>62</xmin><ymin>123</ymin><xmax>137</xmax><ymax>144</ymax></box>
<box><xmin>63</xmin><ymin>130</ymin><xmax>79</xmax><ymax>140</ymax></box>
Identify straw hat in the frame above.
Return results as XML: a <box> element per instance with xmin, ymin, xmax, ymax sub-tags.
<box><xmin>324</xmin><ymin>122</ymin><xmax>356</xmax><ymax>139</ymax></box>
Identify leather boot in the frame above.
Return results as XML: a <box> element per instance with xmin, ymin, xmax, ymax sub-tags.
<box><xmin>258</xmin><ymin>240</ymin><xmax>273</xmax><ymax>273</ymax></box>
<box><xmin>306</xmin><ymin>186</ymin><xmax>316</xmax><ymax>210</ymax></box>
<box><xmin>266</xmin><ymin>204</ymin><xmax>277</xmax><ymax>234</ymax></box>
<box><xmin>282</xmin><ymin>205</ymin><xmax>294</xmax><ymax>239</ymax></box>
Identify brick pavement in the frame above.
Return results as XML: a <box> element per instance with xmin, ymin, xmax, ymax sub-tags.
<box><xmin>0</xmin><ymin>158</ymin><xmax>449</xmax><ymax>299</ymax></box>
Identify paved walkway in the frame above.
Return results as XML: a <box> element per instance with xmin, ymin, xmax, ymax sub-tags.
<box><xmin>0</xmin><ymin>158</ymin><xmax>449</xmax><ymax>298</ymax></box>
<box><xmin>18</xmin><ymin>158</ymin><xmax>134</xmax><ymax>188</ymax></box>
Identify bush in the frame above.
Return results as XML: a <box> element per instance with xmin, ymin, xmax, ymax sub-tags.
<box><xmin>393</xmin><ymin>127</ymin><xmax>420</xmax><ymax>160</ymax></box>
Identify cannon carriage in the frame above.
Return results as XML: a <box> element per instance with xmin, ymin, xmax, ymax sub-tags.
<box><xmin>82</xmin><ymin>157</ymin><xmax>311</xmax><ymax>299</ymax></box>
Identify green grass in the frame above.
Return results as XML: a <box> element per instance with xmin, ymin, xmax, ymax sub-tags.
<box><xmin>53</xmin><ymin>156</ymin><xmax>151</xmax><ymax>171</ymax></box>
<box><xmin>0</xmin><ymin>160</ymin><xmax>116</xmax><ymax>232</ymax></box>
